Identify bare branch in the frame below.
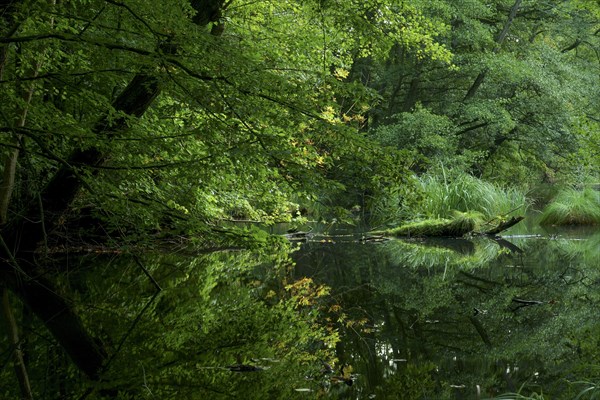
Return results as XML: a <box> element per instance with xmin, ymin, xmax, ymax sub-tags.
<box><xmin>1</xmin><ymin>289</ymin><xmax>33</xmax><ymax>400</ymax></box>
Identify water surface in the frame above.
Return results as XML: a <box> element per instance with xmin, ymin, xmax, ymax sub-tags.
<box><xmin>291</xmin><ymin>225</ymin><xmax>600</xmax><ymax>398</ymax></box>
<box><xmin>1</xmin><ymin>224</ymin><xmax>598</xmax><ymax>399</ymax></box>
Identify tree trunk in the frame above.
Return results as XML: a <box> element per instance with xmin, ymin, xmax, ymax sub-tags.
<box><xmin>463</xmin><ymin>0</ymin><xmax>522</xmax><ymax>101</ymax></box>
<box><xmin>401</xmin><ymin>68</ymin><xmax>422</xmax><ymax>113</ymax></box>
<box><xmin>0</xmin><ymin>0</ymin><xmax>227</xmax><ymax>384</ymax></box>
<box><xmin>0</xmin><ymin>20</ymin><xmax>38</xmax><ymax>398</ymax></box>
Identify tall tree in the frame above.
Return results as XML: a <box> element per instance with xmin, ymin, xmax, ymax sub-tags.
<box><xmin>0</xmin><ymin>0</ymin><xmax>226</xmax><ymax>384</ymax></box>
<box><xmin>0</xmin><ymin>0</ymin><xmax>451</xmax><ymax>393</ymax></box>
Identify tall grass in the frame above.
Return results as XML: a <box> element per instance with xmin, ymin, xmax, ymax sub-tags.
<box><xmin>368</xmin><ymin>184</ymin><xmax>414</xmax><ymax>226</ymax></box>
<box><xmin>418</xmin><ymin>172</ymin><xmax>528</xmax><ymax>220</ymax></box>
<box><xmin>539</xmin><ymin>188</ymin><xmax>600</xmax><ymax>226</ymax></box>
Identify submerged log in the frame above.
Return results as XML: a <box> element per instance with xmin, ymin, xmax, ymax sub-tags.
<box><xmin>374</xmin><ymin>212</ymin><xmax>480</xmax><ymax>238</ymax></box>
<box><xmin>482</xmin><ymin>216</ymin><xmax>525</xmax><ymax>235</ymax></box>
<box><xmin>376</xmin><ymin>217</ymin><xmax>476</xmax><ymax>238</ymax></box>
<box><xmin>373</xmin><ymin>214</ymin><xmax>524</xmax><ymax>238</ymax></box>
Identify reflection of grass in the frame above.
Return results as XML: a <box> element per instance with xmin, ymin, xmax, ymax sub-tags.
<box><xmin>493</xmin><ymin>393</ymin><xmax>546</xmax><ymax>400</ymax></box>
<box><xmin>540</xmin><ymin>188</ymin><xmax>600</xmax><ymax>226</ymax></box>
<box><xmin>557</xmin><ymin>231</ymin><xmax>600</xmax><ymax>266</ymax></box>
<box><xmin>382</xmin><ymin>237</ymin><xmax>501</xmax><ymax>270</ymax></box>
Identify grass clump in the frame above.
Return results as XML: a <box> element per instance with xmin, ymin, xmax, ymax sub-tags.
<box><xmin>539</xmin><ymin>188</ymin><xmax>600</xmax><ymax>226</ymax></box>
<box><xmin>419</xmin><ymin>171</ymin><xmax>528</xmax><ymax>220</ymax></box>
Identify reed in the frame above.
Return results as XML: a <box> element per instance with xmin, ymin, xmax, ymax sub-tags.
<box><xmin>419</xmin><ymin>172</ymin><xmax>528</xmax><ymax>220</ymax></box>
<box><xmin>539</xmin><ymin>188</ymin><xmax>600</xmax><ymax>226</ymax></box>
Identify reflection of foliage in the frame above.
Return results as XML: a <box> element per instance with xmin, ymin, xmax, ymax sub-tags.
<box><xmin>285</xmin><ymin>277</ymin><xmax>331</xmax><ymax>308</ymax></box>
<box><xmin>374</xmin><ymin>362</ymin><xmax>437</xmax><ymax>399</ymax></box>
<box><xmin>293</xmin><ymin>228</ymin><xmax>600</xmax><ymax>399</ymax></box>
<box><xmin>0</xmin><ymin>246</ymin><xmax>340</xmax><ymax>399</ymax></box>
<box><xmin>381</xmin><ymin>237</ymin><xmax>503</xmax><ymax>270</ymax></box>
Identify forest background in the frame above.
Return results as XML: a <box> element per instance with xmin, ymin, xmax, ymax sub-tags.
<box><xmin>0</xmin><ymin>0</ymin><xmax>599</xmax><ymax>398</ymax></box>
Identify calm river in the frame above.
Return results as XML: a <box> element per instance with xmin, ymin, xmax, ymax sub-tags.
<box><xmin>1</xmin><ymin>222</ymin><xmax>598</xmax><ymax>399</ymax></box>
<box><xmin>290</xmin><ymin>222</ymin><xmax>600</xmax><ymax>399</ymax></box>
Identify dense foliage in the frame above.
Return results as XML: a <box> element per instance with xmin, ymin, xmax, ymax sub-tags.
<box><xmin>0</xmin><ymin>0</ymin><xmax>599</xmax><ymax>398</ymax></box>
<box><xmin>367</xmin><ymin>0</ymin><xmax>600</xmax><ymax>187</ymax></box>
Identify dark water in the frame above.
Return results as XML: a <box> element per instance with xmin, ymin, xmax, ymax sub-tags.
<box><xmin>291</xmin><ymin>224</ymin><xmax>600</xmax><ymax>399</ymax></box>
<box><xmin>1</xmin><ymin>224</ymin><xmax>598</xmax><ymax>399</ymax></box>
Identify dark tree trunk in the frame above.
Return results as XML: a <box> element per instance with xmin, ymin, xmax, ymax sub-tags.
<box><xmin>463</xmin><ymin>0</ymin><xmax>522</xmax><ymax>101</ymax></box>
<box><xmin>5</xmin><ymin>274</ymin><xmax>108</xmax><ymax>379</ymax></box>
<box><xmin>0</xmin><ymin>59</ymin><xmax>162</xmax><ymax>386</ymax></box>
<box><xmin>0</xmin><ymin>0</ymin><xmax>226</xmax><ymax>383</ymax></box>
<box><xmin>401</xmin><ymin>70</ymin><xmax>421</xmax><ymax>113</ymax></box>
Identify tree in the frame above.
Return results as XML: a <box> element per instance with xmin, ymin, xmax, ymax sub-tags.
<box><xmin>0</xmin><ymin>0</ymin><xmax>449</xmax><ymax>395</ymax></box>
<box><xmin>0</xmin><ymin>0</ymin><xmax>227</xmax><ymax>389</ymax></box>
<box><xmin>365</xmin><ymin>0</ymin><xmax>599</xmax><ymax>185</ymax></box>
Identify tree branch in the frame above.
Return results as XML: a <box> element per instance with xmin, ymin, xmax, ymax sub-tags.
<box><xmin>463</xmin><ymin>0</ymin><xmax>523</xmax><ymax>101</ymax></box>
<box><xmin>1</xmin><ymin>288</ymin><xmax>33</xmax><ymax>400</ymax></box>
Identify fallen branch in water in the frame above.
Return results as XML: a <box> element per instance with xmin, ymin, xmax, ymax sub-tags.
<box><xmin>482</xmin><ymin>216</ymin><xmax>524</xmax><ymax>235</ymax></box>
<box><xmin>511</xmin><ymin>298</ymin><xmax>546</xmax><ymax>312</ymax></box>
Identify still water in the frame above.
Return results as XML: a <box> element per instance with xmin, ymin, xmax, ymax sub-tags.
<box><xmin>1</xmin><ymin>223</ymin><xmax>598</xmax><ymax>399</ymax></box>
<box><xmin>291</xmin><ymin>223</ymin><xmax>600</xmax><ymax>399</ymax></box>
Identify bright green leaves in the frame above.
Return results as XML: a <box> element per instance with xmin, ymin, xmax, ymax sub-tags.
<box><xmin>285</xmin><ymin>276</ymin><xmax>331</xmax><ymax>309</ymax></box>
<box><xmin>317</xmin><ymin>0</ymin><xmax>453</xmax><ymax>64</ymax></box>
<box><xmin>0</xmin><ymin>0</ymin><xmax>461</xmax><ymax>237</ymax></box>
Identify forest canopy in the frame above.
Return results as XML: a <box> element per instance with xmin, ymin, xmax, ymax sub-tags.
<box><xmin>0</xmin><ymin>0</ymin><xmax>599</xmax><ymax>398</ymax></box>
<box><xmin>0</xmin><ymin>0</ymin><xmax>598</xmax><ymax>238</ymax></box>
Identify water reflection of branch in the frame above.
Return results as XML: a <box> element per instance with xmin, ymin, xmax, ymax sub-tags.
<box><xmin>101</xmin><ymin>256</ymin><xmax>162</xmax><ymax>374</ymax></box>
<box><xmin>459</xmin><ymin>271</ymin><xmax>502</xmax><ymax>286</ymax></box>
<box><xmin>457</xmin><ymin>271</ymin><xmax>502</xmax><ymax>293</ymax></box>
<box><xmin>510</xmin><ymin>298</ymin><xmax>546</xmax><ymax>312</ymax></box>
<box><xmin>468</xmin><ymin>316</ymin><xmax>492</xmax><ymax>348</ymax></box>
<box><xmin>492</xmin><ymin>237</ymin><xmax>523</xmax><ymax>254</ymax></box>
<box><xmin>559</xmin><ymin>266</ymin><xmax>590</xmax><ymax>286</ymax></box>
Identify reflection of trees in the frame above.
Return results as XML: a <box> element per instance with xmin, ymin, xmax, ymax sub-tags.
<box><xmin>2</xmin><ymin>232</ymin><xmax>597</xmax><ymax>398</ymax></box>
<box><xmin>0</xmin><ymin>246</ymin><xmax>340</xmax><ymax>399</ymax></box>
<box><xmin>293</xmin><ymin>232</ymin><xmax>600</xmax><ymax>398</ymax></box>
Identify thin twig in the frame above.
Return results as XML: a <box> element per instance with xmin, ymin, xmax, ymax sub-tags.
<box><xmin>101</xmin><ymin>256</ymin><xmax>162</xmax><ymax>373</ymax></box>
